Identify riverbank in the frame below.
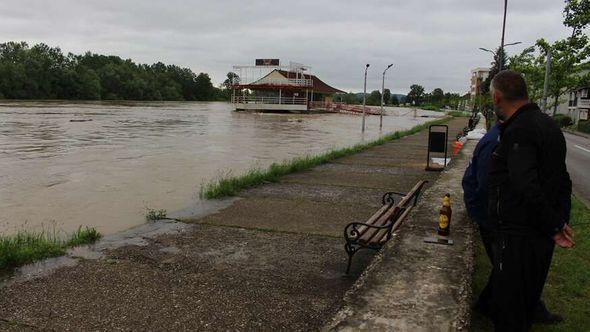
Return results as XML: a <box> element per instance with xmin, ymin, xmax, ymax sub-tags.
<box><xmin>200</xmin><ymin>117</ymin><xmax>449</xmax><ymax>199</ymax></box>
<box><xmin>0</xmin><ymin>227</ymin><xmax>101</xmax><ymax>271</ymax></box>
<box><xmin>0</xmin><ymin>117</ymin><xmax>468</xmax><ymax>330</ymax></box>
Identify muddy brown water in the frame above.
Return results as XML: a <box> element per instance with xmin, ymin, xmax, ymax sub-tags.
<box><xmin>0</xmin><ymin>101</ymin><xmax>442</xmax><ymax>236</ymax></box>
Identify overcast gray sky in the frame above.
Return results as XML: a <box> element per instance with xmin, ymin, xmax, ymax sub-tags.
<box><xmin>0</xmin><ymin>0</ymin><xmax>572</xmax><ymax>94</ymax></box>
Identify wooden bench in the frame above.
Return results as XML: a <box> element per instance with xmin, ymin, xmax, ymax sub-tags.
<box><xmin>343</xmin><ymin>180</ymin><xmax>428</xmax><ymax>274</ymax></box>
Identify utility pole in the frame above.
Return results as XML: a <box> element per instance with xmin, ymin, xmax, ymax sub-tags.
<box><xmin>380</xmin><ymin>64</ymin><xmax>393</xmax><ymax>131</ymax></box>
<box><xmin>362</xmin><ymin>64</ymin><xmax>370</xmax><ymax>133</ymax></box>
<box><xmin>542</xmin><ymin>49</ymin><xmax>551</xmax><ymax>113</ymax></box>
<box><xmin>499</xmin><ymin>0</ymin><xmax>508</xmax><ymax>69</ymax></box>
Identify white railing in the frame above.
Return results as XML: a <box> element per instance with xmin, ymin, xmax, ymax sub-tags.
<box><xmin>233</xmin><ymin>96</ymin><xmax>308</xmax><ymax>105</ymax></box>
<box><xmin>233</xmin><ymin>78</ymin><xmax>313</xmax><ymax>87</ymax></box>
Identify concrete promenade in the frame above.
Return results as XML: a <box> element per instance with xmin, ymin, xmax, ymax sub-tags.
<box><xmin>0</xmin><ymin>117</ymin><xmax>469</xmax><ymax>331</ymax></box>
<box><xmin>326</xmin><ymin>139</ymin><xmax>475</xmax><ymax>331</ymax></box>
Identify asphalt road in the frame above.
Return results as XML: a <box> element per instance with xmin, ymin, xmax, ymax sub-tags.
<box><xmin>564</xmin><ymin>132</ymin><xmax>590</xmax><ymax>206</ymax></box>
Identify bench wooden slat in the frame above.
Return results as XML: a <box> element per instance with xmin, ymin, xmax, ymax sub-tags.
<box><xmin>355</xmin><ymin>203</ymin><xmax>393</xmax><ymax>236</ymax></box>
<box><xmin>375</xmin><ymin>205</ymin><xmax>414</xmax><ymax>245</ymax></box>
<box><xmin>357</xmin><ymin>206</ymin><xmax>400</xmax><ymax>244</ymax></box>
<box><xmin>357</xmin><ymin>180</ymin><xmax>426</xmax><ymax>244</ymax></box>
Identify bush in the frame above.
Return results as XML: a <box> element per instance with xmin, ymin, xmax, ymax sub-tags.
<box><xmin>579</xmin><ymin>121</ymin><xmax>590</xmax><ymax>134</ymax></box>
<box><xmin>553</xmin><ymin>114</ymin><xmax>573</xmax><ymax>128</ymax></box>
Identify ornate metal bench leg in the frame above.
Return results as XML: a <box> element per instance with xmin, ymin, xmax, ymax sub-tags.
<box><xmin>345</xmin><ymin>243</ymin><xmax>356</xmax><ymax>275</ymax></box>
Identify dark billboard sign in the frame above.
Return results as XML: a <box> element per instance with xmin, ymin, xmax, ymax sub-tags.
<box><xmin>255</xmin><ymin>59</ymin><xmax>280</xmax><ymax>66</ymax></box>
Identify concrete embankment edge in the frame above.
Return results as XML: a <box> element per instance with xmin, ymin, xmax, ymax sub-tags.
<box><xmin>324</xmin><ymin>141</ymin><xmax>476</xmax><ymax>331</ymax></box>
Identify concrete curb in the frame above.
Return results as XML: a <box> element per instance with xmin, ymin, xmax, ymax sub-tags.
<box><xmin>563</xmin><ymin>128</ymin><xmax>590</xmax><ymax>139</ymax></box>
<box><xmin>324</xmin><ymin>141</ymin><xmax>476</xmax><ymax>332</ymax></box>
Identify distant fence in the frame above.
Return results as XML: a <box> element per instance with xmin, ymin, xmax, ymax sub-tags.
<box><xmin>310</xmin><ymin>101</ymin><xmax>382</xmax><ymax>115</ymax></box>
<box><xmin>233</xmin><ymin>96</ymin><xmax>307</xmax><ymax>105</ymax></box>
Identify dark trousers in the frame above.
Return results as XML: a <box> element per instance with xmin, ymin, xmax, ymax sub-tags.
<box><xmin>490</xmin><ymin>233</ymin><xmax>555</xmax><ymax>332</ymax></box>
<box><xmin>477</xmin><ymin>227</ymin><xmax>495</xmax><ymax>308</ymax></box>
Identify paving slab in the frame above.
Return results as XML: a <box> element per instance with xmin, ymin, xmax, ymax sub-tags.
<box><xmin>241</xmin><ymin>182</ymin><xmax>389</xmax><ymax>208</ymax></box>
<box><xmin>0</xmin><ymin>225</ymin><xmax>369</xmax><ymax>331</ymax></box>
<box><xmin>190</xmin><ymin>197</ymin><xmax>377</xmax><ymax>237</ymax></box>
<box><xmin>281</xmin><ymin>168</ymin><xmax>433</xmax><ymax>191</ymax></box>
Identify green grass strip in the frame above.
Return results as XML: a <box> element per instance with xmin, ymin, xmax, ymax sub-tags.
<box><xmin>200</xmin><ymin>117</ymin><xmax>451</xmax><ymax>199</ymax></box>
<box><xmin>446</xmin><ymin>110</ymin><xmax>471</xmax><ymax>117</ymax></box>
<box><xmin>0</xmin><ymin>226</ymin><xmax>101</xmax><ymax>271</ymax></box>
<box><xmin>470</xmin><ymin>196</ymin><xmax>590</xmax><ymax>331</ymax></box>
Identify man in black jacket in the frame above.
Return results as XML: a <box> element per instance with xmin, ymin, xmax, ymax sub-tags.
<box><xmin>487</xmin><ymin>70</ymin><xmax>574</xmax><ymax>331</ymax></box>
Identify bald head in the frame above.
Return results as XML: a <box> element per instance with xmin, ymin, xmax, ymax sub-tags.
<box><xmin>491</xmin><ymin>70</ymin><xmax>529</xmax><ymax>102</ymax></box>
<box><xmin>490</xmin><ymin>70</ymin><xmax>530</xmax><ymax>120</ymax></box>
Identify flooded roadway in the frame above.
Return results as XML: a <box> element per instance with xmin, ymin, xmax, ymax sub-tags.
<box><xmin>0</xmin><ymin>101</ymin><xmax>441</xmax><ymax>236</ymax></box>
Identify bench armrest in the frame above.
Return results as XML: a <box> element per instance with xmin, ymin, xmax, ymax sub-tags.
<box><xmin>382</xmin><ymin>191</ymin><xmax>406</xmax><ymax>205</ymax></box>
<box><xmin>344</xmin><ymin>221</ymin><xmax>393</xmax><ymax>242</ymax></box>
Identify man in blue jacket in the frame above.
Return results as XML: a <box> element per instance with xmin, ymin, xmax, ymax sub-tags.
<box><xmin>462</xmin><ymin>122</ymin><xmax>501</xmax><ymax>312</ymax></box>
<box><xmin>462</xmin><ymin>117</ymin><xmax>562</xmax><ymax>325</ymax></box>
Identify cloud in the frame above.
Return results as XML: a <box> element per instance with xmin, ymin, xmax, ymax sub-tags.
<box><xmin>0</xmin><ymin>0</ymin><xmax>572</xmax><ymax>94</ymax></box>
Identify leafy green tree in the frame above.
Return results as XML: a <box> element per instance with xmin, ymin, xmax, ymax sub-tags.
<box><xmin>382</xmin><ymin>88</ymin><xmax>391</xmax><ymax>105</ymax></box>
<box><xmin>366</xmin><ymin>90</ymin><xmax>382</xmax><ymax>106</ymax></box>
<box><xmin>340</xmin><ymin>92</ymin><xmax>360</xmax><ymax>104</ymax></box>
<box><xmin>75</xmin><ymin>66</ymin><xmax>101</xmax><ymax>100</ymax></box>
<box><xmin>564</xmin><ymin>0</ymin><xmax>590</xmax><ymax>38</ymax></box>
<box><xmin>223</xmin><ymin>72</ymin><xmax>239</xmax><ymax>90</ymax></box>
<box><xmin>537</xmin><ymin>38</ymin><xmax>589</xmax><ymax>114</ymax></box>
<box><xmin>562</xmin><ymin>0</ymin><xmax>590</xmax><ymax>88</ymax></box>
<box><xmin>509</xmin><ymin>46</ymin><xmax>545</xmax><ymax>103</ymax></box>
<box><xmin>431</xmin><ymin>88</ymin><xmax>444</xmax><ymax>105</ymax></box>
<box><xmin>406</xmin><ymin>84</ymin><xmax>425</xmax><ymax>105</ymax></box>
<box><xmin>194</xmin><ymin>73</ymin><xmax>215</xmax><ymax>101</ymax></box>
<box><xmin>505</xmin><ymin>1</ymin><xmax>589</xmax><ymax>114</ymax></box>
<box><xmin>218</xmin><ymin>72</ymin><xmax>240</xmax><ymax>101</ymax></box>
<box><xmin>481</xmin><ymin>47</ymin><xmax>508</xmax><ymax>95</ymax></box>
<box><xmin>0</xmin><ymin>41</ymin><xmax>225</xmax><ymax>101</ymax></box>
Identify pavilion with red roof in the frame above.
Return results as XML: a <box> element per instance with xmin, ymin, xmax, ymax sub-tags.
<box><xmin>231</xmin><ymin>60</ymin><xmax>345</xmax><ymax>112</ymax></box>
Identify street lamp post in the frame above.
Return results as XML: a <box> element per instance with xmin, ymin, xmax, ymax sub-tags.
<box><xmin>362</xmin><ymin>64</ymin><xmax>370</xmax><ymax>133</ymax></box>
<box><xmin>542</xmin><ymin>49</ymin><xmax>552</xmax><ymax>113</ymax></box>
<box><xmin>479</xmin><ymin>42</ymin><xmax>521</xmax><ymax>57</ymax></box>
<box><xmin>380</xmin><ymin>64</ymin><xmax>393</xmax><ymax>130</ymax></box>
<box><xmin>500</xmin><ymin>0</ymin><xmax>508</xmax><ymax>69</ymax></box>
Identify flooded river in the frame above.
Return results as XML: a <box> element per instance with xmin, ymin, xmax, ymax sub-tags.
<box><xmin>0</xmin><ymin>101</ymin><xmax>442</xmax><ymax>236</ymax></box>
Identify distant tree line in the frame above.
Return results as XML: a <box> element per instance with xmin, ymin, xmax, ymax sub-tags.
<box><xmin>336</xmin><ymin>89</ymin><xmax>403</xmax><ymax>106</ymax></box>
<box><xmin>0</xmin><ymin>41</ymin><xmax>228</xmax><ymax>101</ymax></box>
<box><xmin>336</xmin><ymin>85</ymin><xmax>462</xmax><ymax>109</ymax></box>
<box><xmin>405</xmin><ymin>84</ymin><xmax>463</xmax><ymax>109</ymax></box>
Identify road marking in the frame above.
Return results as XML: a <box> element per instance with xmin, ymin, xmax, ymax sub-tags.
<box><xmin>574</xmin><ymin>144</ymin><xmax>590</xmax><ymax>154</ymax></box>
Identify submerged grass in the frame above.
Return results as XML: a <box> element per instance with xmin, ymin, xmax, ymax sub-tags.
<box><xmin>145</xmin><ymin>208</ymin><xmax>167</xmax><ymax>221</ymax></box>
<box><xmin>470</xmin><ymin>196</ymin><xmax>590</xmax><ymax>331</ymax></box>
<box><xmin>0</xmin><ymin>226</ymin><xmax>102</xmax><ymax>271</ymax></box>
<box><xmin>200</xmin><ymin>117</ymin><xmax>450</xmax><ymax>199</ymax></box>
